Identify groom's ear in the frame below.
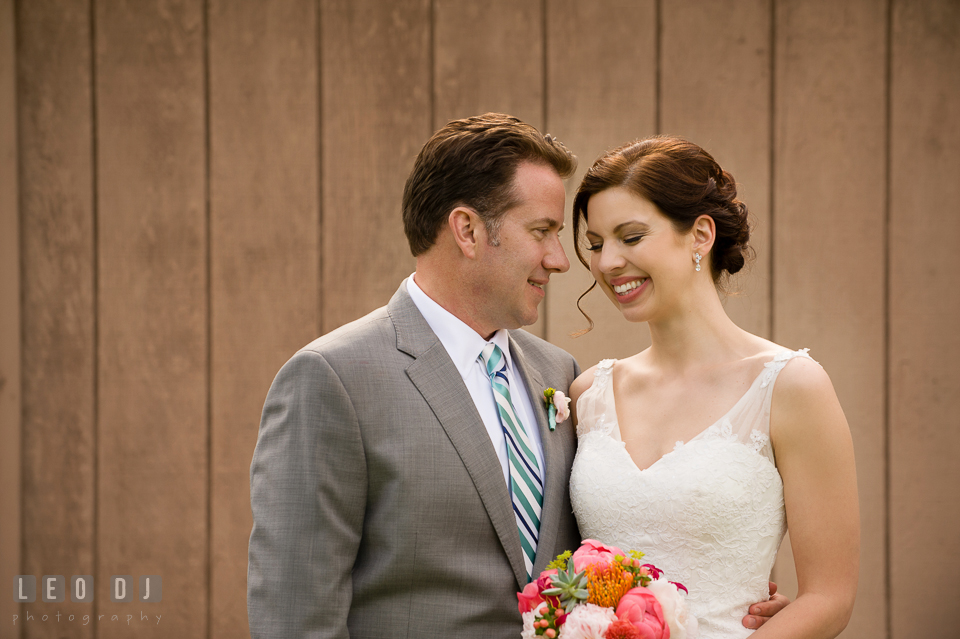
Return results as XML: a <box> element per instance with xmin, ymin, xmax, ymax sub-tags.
<box><xmin>449</xmin><ymin>206</ymin><xmax>484</xmax><ymax>259</ymax></box>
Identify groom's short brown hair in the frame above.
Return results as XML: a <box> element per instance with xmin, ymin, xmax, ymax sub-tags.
<box><xmin>402</xmin><ymin>113</ymin><xmax>576</xmax><ymax>256</ymax></box>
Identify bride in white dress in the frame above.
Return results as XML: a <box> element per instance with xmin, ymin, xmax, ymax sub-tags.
<box><xmin>566</xmin><ymin>137</ymin><xmax>859</xmax><ymax>638</ymax></box>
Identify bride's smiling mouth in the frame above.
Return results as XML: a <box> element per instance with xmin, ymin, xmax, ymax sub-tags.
<box><xmin>610</xmin><ymin>277</ymin><xmax>648</xmax><ymax>303</ymax></box>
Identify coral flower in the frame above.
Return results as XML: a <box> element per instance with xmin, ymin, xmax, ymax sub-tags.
<box><xmin>604</xmin><ymin>619</ymin><xmax>642</xmax><ymax>639</ymax></box>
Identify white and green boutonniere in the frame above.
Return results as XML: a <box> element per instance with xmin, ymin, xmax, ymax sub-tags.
<box><xmin>543</xmin><ymin>388</ymin><xmax>571</xmax><ymax>431</ymax></box>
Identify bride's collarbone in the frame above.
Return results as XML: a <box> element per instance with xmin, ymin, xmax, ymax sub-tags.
<box><xmin>611</xmin><ymin>356</ymin><xmax>772</xmax><ymax>461</ymax></box>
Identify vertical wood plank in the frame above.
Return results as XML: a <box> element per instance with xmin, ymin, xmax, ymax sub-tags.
<box><xmin>434</xmin><ymin>0</ymin><xmax>543</xmax><ymax>126</ymax></box>
<box><xmin>889</xmin><ymin>1</ymin><xmax>960</xmax><ymax>637</ymax></box>
<box><xmin>207</xmin><ymin>1</ymin><xmax>320</xmax><ymax>637</ymax></box>
<box><xmin>545</xmin><ymin>0</ymin><xmax>658</xmax><ymax>366</ymax></box>
<box><xmin>433</xmin><ymin>0</ymin><xmax>546</xmax><ymax>336</ymax></box>
<box><xmin>660</xmin><ymin>0</ymin><xmax>772</xmax><ymax>341</ymax></box>
<box><xmin>321</xmin><ymin>0</ymin><xmax>429</xmax><ymax>332</ymax></box>
<box><xmin>16</xmin><ymin>1</ymin><xmax>97</xmax><ymax>637</ymax></box>
<box><xmin>0</xmin><ymin>0</ymin><xmax>22</xmax><ymax>634</ymax></box>
<box><xmin>95</xmin><ymin>0</ymin><xmax>207</xmax><ymax>636</ymax></box>
<box><xmin>773</xmin><ymin>1</ymin><xmax>888</xmax><ymax>636</ymax></box>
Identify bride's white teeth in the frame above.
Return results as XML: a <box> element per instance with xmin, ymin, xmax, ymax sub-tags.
<box><xmin>613</xmin><ymin>279</ymin><xmax>645</xmax><ymax>295</ymax></box>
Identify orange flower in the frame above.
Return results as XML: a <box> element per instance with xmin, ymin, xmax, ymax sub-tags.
<box><xmin>604</xmin><ymin>619</ymin><xmax>641</xmax><ymax>639</ymax></box>
<box><xmin>586</xmin><ymin>562</ymin><xmax>635</xmax><ymax>609</ymax></box>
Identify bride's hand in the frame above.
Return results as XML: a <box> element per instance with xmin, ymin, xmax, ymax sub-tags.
<box><xmin>742</xmin><ymin>581</ymin><xmax>791</xmax><ymax>629</ymax></box>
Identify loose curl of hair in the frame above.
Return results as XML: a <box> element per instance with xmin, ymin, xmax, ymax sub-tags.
<box><xmin>571</xmin><ymin>136</ymin><xmax>753</xmax><ymax>331</ymax></box>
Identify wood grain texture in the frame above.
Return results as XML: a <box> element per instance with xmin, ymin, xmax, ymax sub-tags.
<box><xmin>660</xmin><ymin>0</ymin><xmax>772</xmax><ymax>340</ymax></box>
<box><xmin>434</xmin><ymin>0</ymin><xmax>546</xmax><ymax>336</ymax></box>
<box><xmin>889</xmin><ymin>1</ymin><xmax>960</xmax><ymax>637</ymax></box>
<box><xmin>95</xmin><ymin>0</ymin><xmax>207</xmax><ymax>636</ymax></box>
<box><xmin>434</xmin><ymin>0</ymin><xmax>543</xmax><ymax>127</ymax></box>
<box><xmin>207</xmin><ymin>1</ymin><xmax>320</xmax><ymax>636</ymax></box>
<box><xmin>659</xmin><ymin>0</ymin><xmax>794</xmax><ymax>597</ymax></box>
<box><xmin>1</xmin><ymin>0</ymin><xmax>22</xmax><ymax>635</ymax></box>
<box><xmin>773</xmin><ymin>1</ymin><xmax>887</xmax><ymax>635</ymax></box>
<box><xmin>545</xmin><ymin>0</ymin><xmax>658</xmax><ymax>368</ymax></box>
<box><xmin>16</xmin><ymin>2</ymin><xmax>96</xmax><ymax>636</ymax></box>
<box><xmin>320</xmin><ymin>0</ymin><xmax>428</xmax><ymax>332</ymax></box>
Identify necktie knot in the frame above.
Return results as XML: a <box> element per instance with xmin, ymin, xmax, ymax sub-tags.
<box><xmin>480</xmin><ymin>342</ymin><xmax>506</xmax><ymax>377</ymax></box>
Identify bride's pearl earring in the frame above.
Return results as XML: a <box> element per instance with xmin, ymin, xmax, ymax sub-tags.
<box><xmin>694</xmin><ymin>252</ymin><xmax>702</xmax><ymax>272</ymax></box>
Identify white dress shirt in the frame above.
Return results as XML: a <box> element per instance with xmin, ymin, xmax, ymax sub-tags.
<box><xmin>407</xmin><ymin>274</ymin><xmax>546</xmax><ymax>485</ymax></box>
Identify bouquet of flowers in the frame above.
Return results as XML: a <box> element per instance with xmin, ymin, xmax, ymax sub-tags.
<box><xmin>517</xmin><ymin>540</ymin><xmax>698</xmax><ymax>639</ymax></box>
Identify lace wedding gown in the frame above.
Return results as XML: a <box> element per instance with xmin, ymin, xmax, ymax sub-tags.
<box><xmin>570</xmin><ymin>350</ymin><xmax>812</xmax><ymax>638</ymax></box>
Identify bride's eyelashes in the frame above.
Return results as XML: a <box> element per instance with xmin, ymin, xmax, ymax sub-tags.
<box><xmin>585</xmin><ymin>233</ymin><xmax>647</xmax><ymax>252</ymax></box>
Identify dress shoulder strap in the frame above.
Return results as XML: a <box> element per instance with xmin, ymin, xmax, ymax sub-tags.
<box><xmin>759</xmin><ymin>348</ymin><xmax>815</xmax><ymax>390</ymax></box>
<box><xmin>575</xmin><ymin>359</ymin><xmax>622</xmax><ymax>440</ymax></box>
<box><xmin>726</xmin><ymin>348</ymin><xmax>816</xmax><ymax>463</ymax></box>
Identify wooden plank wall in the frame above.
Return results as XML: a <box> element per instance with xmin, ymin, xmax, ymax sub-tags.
<box><xmin>16</xmin><ymin>3</ymin><xmax>97</xmax><ymax>639</ymax></box>
<box><xmin>773</xmin><ymin>3</ymin><xmax>888</xmax><ymax>638</ymax></box>
<box><xmin>889</xmin><ymin>0</ymin><xmax>960</xmax><ymax>635</ymax></box>
<box><xmin>1</xmin><ymin>0</ymin><xmax>21</xmax><ymax>634</ymax></box>
<box><xmin>5</xmin><ymin>1</ymin><xmax>959</xmax><ymax>637</ymax></box>
<box><xmin>206</xmin><ymin>2</ymin><xmax>320</xmax><ymax>637</ymax></box>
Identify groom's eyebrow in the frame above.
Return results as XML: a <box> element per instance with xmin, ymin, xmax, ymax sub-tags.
<box><xmin>531</xmin><ymin>217</ymin><xmax>563</xmax><ymax>230</ymax></box>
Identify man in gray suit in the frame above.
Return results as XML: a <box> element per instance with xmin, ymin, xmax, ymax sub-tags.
<box><xmin>248</xmin><ymin>113</ymin><xmax>580</xmax><ymax>639</ymax></box>
<box><xmin>248</xmin><ymin>114</ymin><xmax>786</xmax><ymax>638</ymax></box>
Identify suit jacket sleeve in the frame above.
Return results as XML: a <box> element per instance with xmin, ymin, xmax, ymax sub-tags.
<box><xmin>248</xmin><ymin>349</ymin><xmax>366</xmax><ymax>639</ymax></box>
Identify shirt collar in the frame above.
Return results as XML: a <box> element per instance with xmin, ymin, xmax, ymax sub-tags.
<box><xmin>406</xmin><ymin>274</ymin><xmax>513</xmax><ymax>378</ymax></box>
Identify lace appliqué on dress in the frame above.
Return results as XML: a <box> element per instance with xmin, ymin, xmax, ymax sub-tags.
<box><xmin>575</xmin><ymin>359</ymin><xmax>618</xmax><ymax>438</ymax></box>
<box><xmin>750</xmin><ymin>429</ymin><xmax>769</xmax><ymax>455</ymax></box>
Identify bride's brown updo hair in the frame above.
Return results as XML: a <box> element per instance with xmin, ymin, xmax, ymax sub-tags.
<box><xmin>572</xmin><ymin>135</ymin><xmax>753</xmax><ymax>281</ymax></box>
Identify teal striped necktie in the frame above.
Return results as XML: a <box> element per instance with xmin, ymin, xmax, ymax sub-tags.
<box><xmin>480</xmin><ymin>342</ymin><xmax>542</xmax><ymax>581</ymax></box>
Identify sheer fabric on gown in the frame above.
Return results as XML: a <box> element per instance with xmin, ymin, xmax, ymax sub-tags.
<box><xmin>570</xmin><ymin>350</ymin><xmax>813</xmax><ymax>638</ymax></box>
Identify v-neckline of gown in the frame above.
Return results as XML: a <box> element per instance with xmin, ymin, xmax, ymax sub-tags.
<box><xmin>606</xmin><ymin>352</ymin><xmax>780</xmax><ymax>474</ymax></box>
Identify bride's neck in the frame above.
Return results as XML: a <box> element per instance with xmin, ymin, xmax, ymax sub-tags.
<box><xmin>645</xmin><ymin>288</ymin><xmax>747</xmax><ymax>371</ymax></box>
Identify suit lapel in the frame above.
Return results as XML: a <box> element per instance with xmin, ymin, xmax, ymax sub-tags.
<box><xmin>389</xmin><ymin>284</ymin><xmax>530</xmax><ymax>589</ymax></box>
<box><xmin>508</xmin><ymin>335</ymin><xmax>568</xmax><ymax>577</ymax></box>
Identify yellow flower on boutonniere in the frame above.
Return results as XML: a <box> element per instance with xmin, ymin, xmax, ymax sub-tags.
<box><xmin>543</xmin><ymin>388</ymin><xmax>571</xmax><ymax>431</ymax></box>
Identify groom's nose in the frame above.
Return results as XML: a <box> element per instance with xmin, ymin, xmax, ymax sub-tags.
<box><xmin>544</xmin><ymin>235</ymin><xmax>570</xmax><ymax>273</ymax></box>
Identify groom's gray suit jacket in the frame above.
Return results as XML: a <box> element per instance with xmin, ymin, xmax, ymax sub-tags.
<box><xmin>248</xmin><ymin>282</ymin><xmax>581</xmax><ymax>639</ymax></box>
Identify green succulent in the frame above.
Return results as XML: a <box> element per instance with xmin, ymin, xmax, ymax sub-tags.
<box><xmin>541</xmin><ymin>560</ymin><xmax>588</xmax><ymax>613</ymax></box>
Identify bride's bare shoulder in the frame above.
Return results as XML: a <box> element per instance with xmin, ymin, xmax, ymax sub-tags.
<box><xmin>569</xmin><ymin>369</ymin><xmax>591</xmax><ymax>400</ymax></box>
<box><xmin>570</xmin><ymin>363</ymin><xmax>602</xmax><ymax>403</ymax></box>
<box><xmin>570</xmin><ymin>356</ymin><xmax>624</xmax><ymax>402</ymax></box>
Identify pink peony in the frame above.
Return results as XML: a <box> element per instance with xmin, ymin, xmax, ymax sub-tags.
<box><xmin>615</xmin><ymin>587</ymin><xmax>669</xmax><ymax>639</ymax></box>
<box><xmin>572</xmin><ymin>539</ymin><xmax>626</xmax><ymax>573</ymax></box>
<box><xmin>517</xmin><ymin>569</ymin><xmax>558</xmax><ymax>613</ymax></box>
<box><xmin>646</xmin><ymin>579</ymin><xmax>698</xmax><ymax>639</ymax></box>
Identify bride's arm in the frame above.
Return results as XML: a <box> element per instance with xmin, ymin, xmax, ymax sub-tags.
<box><xmin>752</xmin><ymin>356</ymin><xmax>860</xmax><ymax>638</ymax></box>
